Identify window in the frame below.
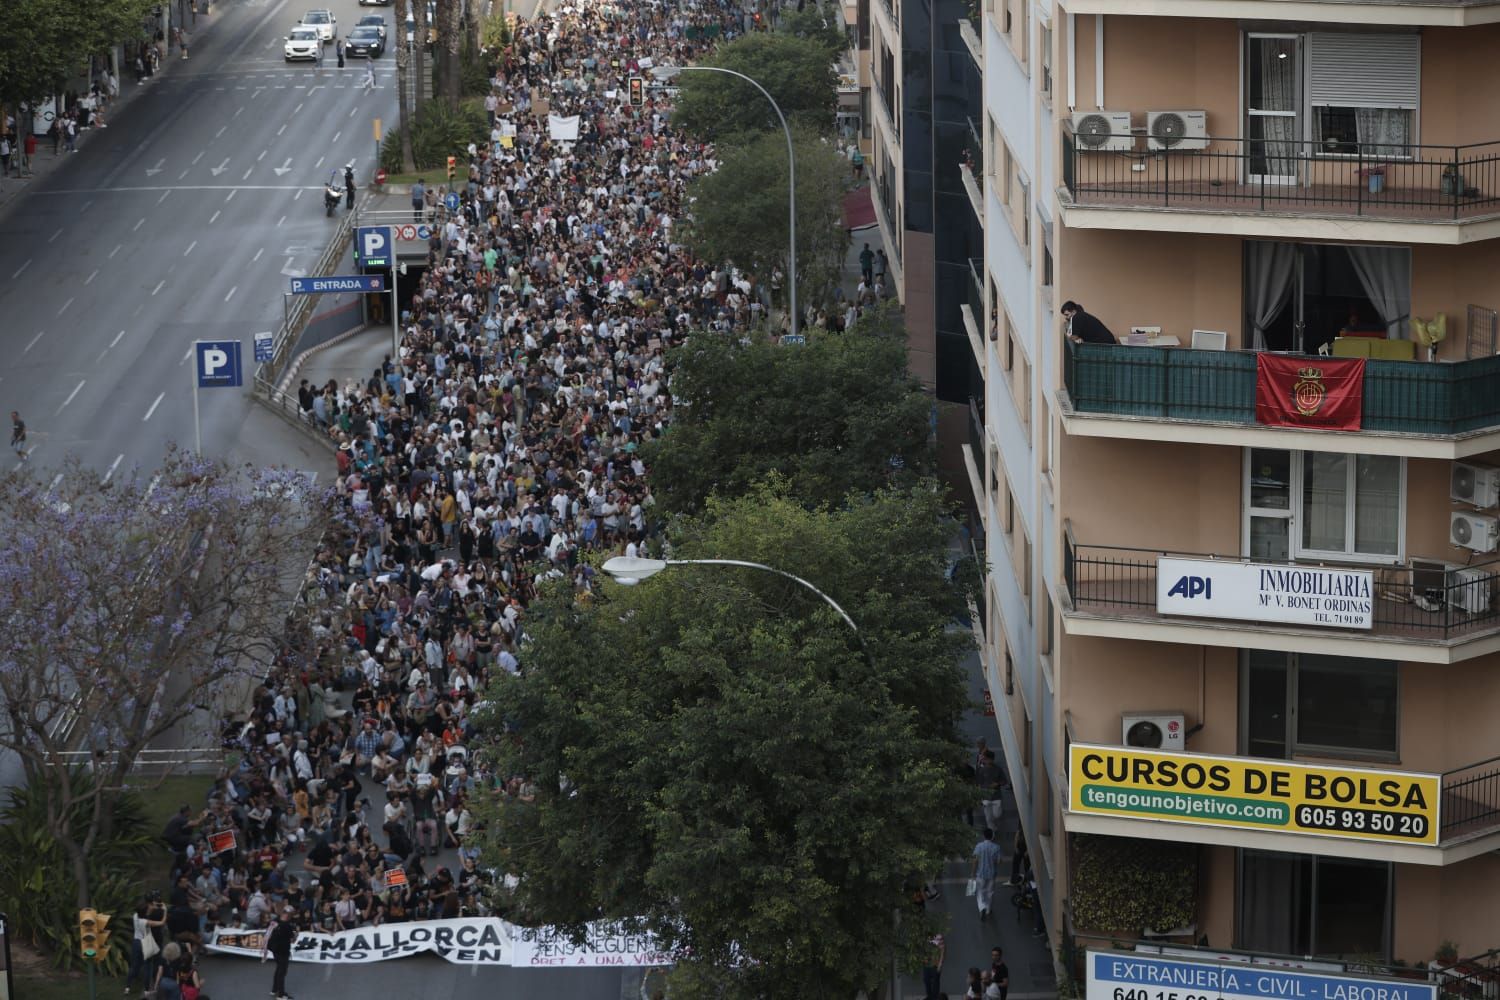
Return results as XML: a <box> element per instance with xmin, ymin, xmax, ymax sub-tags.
<box><xmin>1239</xmin><ymin>851</ymin><xmax>1391</xmax><ymax>960</ymax></box>
<box><xmin>1040</xmin><ymin>24</ymin><xmax>1053</xmax><ymax>101</ymax></box>
<box><xmin>1000</xmin><ymin>141</ymin><xmax>1013</xmax><ymax>205</ymax></box>
<box><xmin>1004</xmin><ymin>647</ymin><xmax>1014</xmax><ymax>695</ymax></box>
<box><xmin>1021</xmin><ymin>532</ymin><xmax>1032</xmax><ymax>599</ymax></box>
<box><xmin>1039</xmin><ymin>590</ymin><xmax>1054</xmax><ymax>655</ymax></box>
<box><xmin>1307</xmin><ymin>33</ymin><xmax>1418</xmax><ymax>159</ymax></box>
<box><xmin>1242</xmin><ymin>650</ymin><xmax>1399</xmax><ymax>760</ymax></box>
<box><xmin>1003</xmin><ymin>313</ymin><xmax>1015</xmax><ymax>370</ymax></box>
<box><xmin>1003</xmin><ymin>484</ymin><xmax>1015</xmax><ymax>535</ymax></box>
<box><xmin>1243</xmin><ymin>449</ymin><xmax>1404</xmax><ymax>563</ymax></box>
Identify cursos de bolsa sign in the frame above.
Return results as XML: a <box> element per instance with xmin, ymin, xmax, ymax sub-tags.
<box><xmin>1156</xmin><ymin>557</ymin><xmax>1373</xmax><ymax>630</ymax></box>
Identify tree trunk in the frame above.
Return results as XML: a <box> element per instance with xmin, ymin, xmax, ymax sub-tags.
<box><xmin>395</xmin><ymin>0</ymin><xmax>414</xmax><ymax>171</ymax></box>
<box><xmin>413</xmin><ymin>0</ymin><xmax>428</xmax><ymax>113</ymax></box>
<box><xmin>439</xmin><ymin>0</ymin><xmax>461</xmax><ymax>109</ymax></box>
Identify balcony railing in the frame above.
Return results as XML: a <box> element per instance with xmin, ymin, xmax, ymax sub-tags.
<box><xmin>1063</xmin><ymin>341</ymin><xmax>1500</xmax><ymax>437</ymax></box>
<box><xmin>1061</xmin><ymin>127</ymin><xmax>1500</xmax><ymax>222</ymax></box>
<box><xmin>1062</xmin><ymin>525</ymin><xmax>1500</xmax><ymax>643</ymax></box>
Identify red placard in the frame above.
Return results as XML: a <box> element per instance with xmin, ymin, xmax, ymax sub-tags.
<box><xmin>385</xmin><ymin>866</ymin><xmax>407</xmax><ymax>888</ymax></box>
<box><xmin>208</xmin><ymin>829</ymin><xmax>237</xmax><ymax>855</ymax></box>
<box><xmin>1255</xmin><ymin>354</ymin><xmax>1365</xmax><ymax>431</ymax></box>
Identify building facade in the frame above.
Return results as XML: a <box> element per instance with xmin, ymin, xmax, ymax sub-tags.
<box><xmin>858</xmin><ymin>0</ymin><xmax>1500</xmax><ymax>972</ymax></box>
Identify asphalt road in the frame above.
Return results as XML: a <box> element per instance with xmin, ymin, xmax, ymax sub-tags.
<box><xmin>0</xmin><ymin>0</ymin><xmax>397</xmax><ymax>479</ymax></box>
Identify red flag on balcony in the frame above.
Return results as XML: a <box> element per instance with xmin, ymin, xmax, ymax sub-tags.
<box><xmin>1255</xmin><ymin>354</ymin><xmax>1365</xmax><ymax>431</ymax></box>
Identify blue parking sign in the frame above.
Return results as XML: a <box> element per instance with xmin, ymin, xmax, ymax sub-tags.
<box><xmin>196</xmin><ymin>341</ymin><xmax>242</xmax><ymax>388</ymax></box>
<box><xmin>356</xmin><ymin>225</ymin><xmax>392</xmax><ymax>267</ymax></box>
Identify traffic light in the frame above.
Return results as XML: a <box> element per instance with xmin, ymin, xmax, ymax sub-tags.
<box><xmin>446</xmin><ymin>155</ymin><xmax>456</xmax><ymax>181</ymax></box>
<box><xmin>628</xmin><ymin>77</ymin><xmax>644</xmax><ymax>107</ymax></box>
<box><xmin>79</xmin><ymin>908</ymin><xmax>111</xmax><ymax>962</ymax></box>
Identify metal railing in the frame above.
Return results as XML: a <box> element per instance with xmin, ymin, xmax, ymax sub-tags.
<box><xmin>1061</xmin><ymin>126</ymin><xmax>1500</xmax><ymax>221</ymax></box>
<box><xmin>967</xmin><ymin>257</ymin><xmax>984</xmax><ymax>334</ymax></box>
<box><xmin>1062</xmin><ymin>521</ymin><xmax>1500</xmax><ymax>640</ymax></box>
<box><xmin>968</xmin><ymin>396</ymin><xmax>986</xmax><ymax>466</ymax></box>
<box><xmin>1063</xmin><ymin>341</ymin><xmax>1500</xmax><ymax>436</ymax></box>
<box><xmin>255</xmin><ymin>209</ymin><xmax>357</xmax><ymax>386</ymax></box>
<box><xmin>252</xmin><ymin>376</ymin><xmax>338</xmax><ymax>452</ymax></box>
<box><xmin>1442</xmin><ymin>757</ymin><xmax>1500</xmax><ymax>842</ymax></box>
<box><xmin>47</xmin><ymin>746</ymin><xmax>226</xmax><ymax>776</ymax></box>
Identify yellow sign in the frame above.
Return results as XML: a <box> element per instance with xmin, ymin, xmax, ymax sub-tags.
<box><xmin>1068</xmin><ymin>743</ymin><xmax>1440</xmax><ymax>846</ymax></box>
<box><xmin>373</xmin><ymin>117</ymin><xmax>382</xmax><ymax>142</ymax></box>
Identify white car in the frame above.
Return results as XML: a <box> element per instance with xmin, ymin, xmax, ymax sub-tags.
<box><xmin>284</xmin><ymin>25</ymin><xmax>321</xmax><ymax>60</ymax></box>
<box><xmin>300</xmin><ymin>9</ymin><xmax>336</xmax><ymax>43</ymax></box>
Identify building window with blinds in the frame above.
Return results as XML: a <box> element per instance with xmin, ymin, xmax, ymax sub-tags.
<box><xmin>1307</xmin><ymin>32</ymin><xmax>1418</xmax><ymax>159</ymax></box>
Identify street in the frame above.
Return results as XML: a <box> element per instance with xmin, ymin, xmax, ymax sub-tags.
<box><xmin>0</xmin><ymin>0</ymin><xmax>394</xmax><ymax>477</ymax></box>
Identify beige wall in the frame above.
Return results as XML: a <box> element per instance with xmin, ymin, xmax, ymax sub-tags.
<box><xmin>1412</xmin><ymin>242</ymin><xmax>1500</xmax><ymax>361</ymax></box>
<box><xmin>1418</xmin><ymin>25</ymin><xmax>1500</xmax><ymax>146</ymax></box>
<box><xmin>1395</xmin><ymin>856</ymin><xmax>1500</xmax><ymax>964</ymax></box>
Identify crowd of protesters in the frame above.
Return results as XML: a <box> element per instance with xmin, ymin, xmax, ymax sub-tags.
<box><xmin>123</xmin><ymin>0</ymin><xmax>848</xmax><ymax>996</ymax></box>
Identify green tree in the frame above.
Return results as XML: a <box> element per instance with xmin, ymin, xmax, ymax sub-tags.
<box><xmin>0</xmin><ymin>0</ymin><xmax>156</xmax><ymax>107</ymax></box>
<box><xmin>775</xmin><ymin>5</ymin><xmax>848</xmax><ymax>61</ymax></box>
<box><xmin>641</xmin><ymin>305</ymin><xmax>931</xmax><ymax>516</ymax></box>
<box><xmin>672</xmin><ymin>32</ymin><xmax>837</xmax><ymax>143</ymax></box>
<box><xmin>684</xmin><ymin>123</ymin><xmax>850</xmax><ymax>317</ymax></box>
<box><xmin>474</xmin><ymin>482</ymin><xmax>973</xmax><ymax>1000</ymax></box>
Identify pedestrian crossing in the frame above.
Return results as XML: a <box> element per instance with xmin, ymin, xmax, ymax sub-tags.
<box><xmin>145</xmin><ymin>71</ymin><xmax>387</xmax><ymax>91</ymax></box>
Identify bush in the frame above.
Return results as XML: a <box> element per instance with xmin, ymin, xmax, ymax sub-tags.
<box><xmin>1068</xmin><ymin>835</ymin><xmax>1197</xmax><ymax>935</ymax></box>
<box><xmin>380</xmin><ymin>98</ymin><xmax>489</xmax><ymax>173</ymax></box>
<box><xmin>0</xmin><ymin>769</ymin><xmax>153</xmax><ymax>975</ymax></box>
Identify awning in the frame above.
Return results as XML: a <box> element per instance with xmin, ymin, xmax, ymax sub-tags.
<box><xmin>842</xmin><ymin>184</ymin><xmax>875</xmax><ymax>231</ymax></box>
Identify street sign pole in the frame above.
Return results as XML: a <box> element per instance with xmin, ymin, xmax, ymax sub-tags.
<box><xmin>192</xmin><ymin>359</ymin><xmax>201</xmax><ymax>455</ymax></box>
<box><xmin>391</xmin><ymin>269</ymin><xmax>400</xmax><ymax>360</ymax></box>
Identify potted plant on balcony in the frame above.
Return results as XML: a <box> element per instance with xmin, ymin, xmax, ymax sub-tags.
<box><xmin>1414</xmin><ymin>313</ymin><xmax>1447</xmax><ymax>362</ymax></box>
<box><xmin>1442</xmin><ymin>165</ymin><xmax>1467</xmax><ymax>198</ymax></box>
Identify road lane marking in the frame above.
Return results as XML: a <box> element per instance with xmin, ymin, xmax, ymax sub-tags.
<box><xmin>152</xmin><ymin>280</ymin><xmax>165</xmax><ymax>296</ymax></box>
<box><xmin>252</xmin><ymin>247</ymin><xmax>264</xmax><ymax>261</ymax></box>
<box><xmin>109</xmin><ymin>244</ymin><xmax>122</xmax><ymax>258</ymax></box>
<box><xmin>24</xmin><ymin>330</ymin><xmax>45</xmax><ymax>352</ymax></box>
<box><xmin>84</xmin><ymin>270</ymin><xmax>98</xmax><ymax>285</ymax></box>
<box><xmin>48</xmin><ymin>227</ymin><xmax>63</xmax><ymax>243</ymax></box>
<box><xmin>314</xmin><ymin>156</ymin><xmax>324</xmax><ymax>169</ymax></box>
<box><xmin>178</xmin><ymin>169</ymin><xmax>190</xmax><ymax>179</ymax></box>
<box><xmin>56</xmin><ymin>297</ymin><xmax>73</xmax><ymax>316</ymax></box>
<box><xmin>226</xmin><ymin>189</ymin><xmax>236</xmax><ymax>202</ymax></box>
<box><xmin>278</xmin><ymin>124</ymin><xmax>287</xmax><ymax>135</ymax></box>
<box><xmin>11</xmin><ymin>259</ymin><xmax>29</xmax><ymax>279</ymax></box>
<box><xmin>348</xmin><ymin>106</ymin><xmax>356</xmax><ymax>118</ymax></box>
<box><xmin>277</xmin><ymin>214</ymin><xmax>286</xmax><ymax>226</ymax></box>
<box><xmin>225</xmin><ymin>286</ymin><xmax>238</xmax><ymax>302</ymax></box>
<box><xmin>193</xmin><ymin>151</ymin><xmax>205</xmax><ymax>164</ymax></box>
<box><xmin>294</xmin><ymin>189</ymin><xmax>303</xmax><ymax>199</ymax></box>
<box><xmin>103</xmin><ymin>454</ymin><xmax>124</xmax><ymax>484</ymax></box>
<box><xmin>242</xmin><ymin>168</ymin><xmax>253</xmax><ymax>180</ymax></box>
<box><xmin>133</xmin><ymin>218</ymin><xmax>146</xmax><ymax>231</ymax></box>
<box><xmin>216</xmin><ymin>126</ymin><xmax>227</xmax><ymax>137</ymax></box>
<box><xmin>110</xmin><ymin>330</ymin><xmax>126</xmax><ymax>347</ymax></box>
<box><xmin>294</xmin><ymin>102</ymin><xmax>304</xmax><ymax>113</ymax></box>
<box><xmin>234</xmin><ymin>106</ymin><xmax>244</xmax><ymax>117</ymax></box>
<box><xmin>50</xmin><ymin>473</ymin><xmax>63</xmax><ymax>491</ymax></box>
<box><xmin>184</xmin><ymin>240</ymin><xmax>197</xmax><ymax>256</ymax></box>
<box><xmin>143</xmin><ymin>393</ymin><xmax>165</xmax><ymax>421</ymax></box>
<box><xmin>181</xmin><ymin>347</ymin><xmax>193</xmax><ymax>364</ymax></box>
<box><xmin>57</xmin><ymin>380</ymin><xmax>85</xmax><ymax>414</ymax></box>
<box><xmin>157</xmin><ymin>190</ymin><xmax>171</xmax><ymax>204</ymax></box>
<box><xmin>258</xmin><ymin>150</ymin><xmax>267</xmax><ymax>161</ymax></box>
<box><xmin>210</xmin><ymin>210</ymin><xmax>221</xmax><ymax>223</ymax></box>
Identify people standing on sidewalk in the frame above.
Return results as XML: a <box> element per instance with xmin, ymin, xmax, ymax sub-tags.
<box><xmin>975</xmin><ymin>748</ymin><xmax>1004</xmax><ymax>832</ymax></box>
<box><xmin>970</xmin><ymin>827</ymin><xmax>1002</xmax><ymax>920</ymax></box>
<box><xmin>10</xmin><ymin>411</ymin><xmax>26</xmax><ymax>460</ymax></box>
<box><xmin>410</xmin><ymin>179</ymin><xmax>424</xmax><ymax>222</ymax></box>
<box><xmin>922</xmin><ymin>932</ymin><xmax>946</xmax><ymax>1000</ymax></box>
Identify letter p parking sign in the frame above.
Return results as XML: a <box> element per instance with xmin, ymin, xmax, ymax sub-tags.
<box><xmin>196</xmin><ymin>340</ymin><xmax>242</xmax><ymax>388</ymax></box>
<box><xmin>356</xmin><ymin>225</ymin><xmax>392</xmax><ymax>267</ymax></box>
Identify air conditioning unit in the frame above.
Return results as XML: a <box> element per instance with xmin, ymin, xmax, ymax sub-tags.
<box><xmin>1452</xmin><ymin>462</ymin><xmax>1500</xmax><ymax>509</ymax></box>
<box><xmin>1071</xmin><ymin>111</ymin><xmax>1134</xmax><ymax>152</ymax></box>
<box><xmin>1121</xmin><ymin>712</ymin><xmax>1186</xmax><ymax>751</ymax></box>
<box><xmin>1451</xmin><ymin>511</ymin><xmax>1500</xmax><ymax>553</ymax></box>
<box><xmin>1147</xmin><ymin>110</ymin><xmax>1209</xmax><ymax>151</ymax></box>
<box><xmin>1449</xmin><ymin>567</ymin><xmax>1493</xmax><ymax>615</ymax></box>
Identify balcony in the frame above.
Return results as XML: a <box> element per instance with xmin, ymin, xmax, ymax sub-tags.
<box><xmin>959</xmin><ymin>117</ymin><xmax>984</xmax><ymax>220</ymax></box>
<box><xmin>1059</xmin><ymin>128</ymin><xmax>1500</xmax><ymax>243</ymax></box>
<box><xmin>961</xmin><ymin>256</ymin><xmax>985</xmax><ymax>363</ymax></box>
<box><xmin>958</xmin><ymin>5</ymin><xmax>981</xmax><ymax>64</ymax></box>
<box><xmin>1060</xmin><ymin>341</ymin><xmax>1500</xmax><ymax>457</ymax></box>
<box><xmin>1061</xmin><ymin>521</ymin><xmax>1500</xmax><ymax>663</ymax></box>
<box><xmin>1065</xmin><ymin>738</ymin><xmax>1500</xmax><ymax>864</ymax></box>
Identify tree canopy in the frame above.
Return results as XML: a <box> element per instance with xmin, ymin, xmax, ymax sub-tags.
<box><xmin>775</xmin><ymin>5</ymin><xmax>848</xmax><ymax>61</ymax></box>
<box><xmin>640</xmin><ymin>305</ymin><xmax>932</xmax><ymax>516</ymax></box>
<box><xmin>684</xmin><ymin>123</ymin><xmax>851</xmax><ymax>316</ymax></box>
<box><xmin>475</xmin><ymin>482</ymin><xmax>973</xmax><ymax>998</ymax></box>
<box><xmin>0</xmin><ymin>0</ymin><xmax>157</xmax><ymax>105</ymax></box>
<box><xmin>0</xmin><ymin>450</ymin><xmax>331</xmax><ymax>904</ymax></box>
<box><xmin>672</xmin><ymin>32</ymin><xmax>838</xmax><ymax>143</ymax></box>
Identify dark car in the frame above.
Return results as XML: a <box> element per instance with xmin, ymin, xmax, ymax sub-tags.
<box><xmin>345</xmin><ymin>25</ymin><xmax>384</xmax><ymax>57</ymax></box>
<box><xmin>357</xmin><ymin>13</ymin><xmax>388</xmax><ymax>40</ymax></box>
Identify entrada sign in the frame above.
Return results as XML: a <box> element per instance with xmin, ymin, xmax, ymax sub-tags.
<box><xmin>1068</xmin><ymin>744</ymin><xmax>1440</xmax><ymax>846</ymax></box>
<box><xmin>1157</xmin><ymin>557</ymin><xmax>1373</xmax><ymax>630</ymax></box>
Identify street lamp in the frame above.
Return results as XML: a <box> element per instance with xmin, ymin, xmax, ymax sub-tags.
<box><xmin>653</xmin><ymin>65</ymin><xmax>798</xmax><ymax>341</ymax></box>
<box><xmin>601</xmin><ymin>556</ymin><xmax>858</xmax><ymax>635</ymax></box>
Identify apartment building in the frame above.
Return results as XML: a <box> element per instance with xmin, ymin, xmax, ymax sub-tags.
<box><xmin>857</xmin><ymin>0</ymin><xmax>1500</xmax><ymax>975</ymax></box>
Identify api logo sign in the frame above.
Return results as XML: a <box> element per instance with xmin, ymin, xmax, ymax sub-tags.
<box><xmin>1166</xmin><ymin>575</ymin><xmax>1213</xmax><ymax>599</ymax></box>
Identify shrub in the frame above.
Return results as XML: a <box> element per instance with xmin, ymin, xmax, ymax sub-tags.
<box><xmin>0</xmin><ymin>769</ymin><xmax>153</xmax><ymax>975</ymax></box>
<box><xmin>380</xmin><ymin>98</ymin><xmax>489</xmax><ymax>173</ymax></box>
<box><xmin>1068</xmin><ymin>834</ymin><xmax>1198</xmax><ymax>935</ymax></box>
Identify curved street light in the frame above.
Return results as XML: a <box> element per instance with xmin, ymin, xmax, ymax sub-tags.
<box><xmin>653</xmin><ymin>64</ymin><xmax>798</xmax><ymax>341</ymax></box>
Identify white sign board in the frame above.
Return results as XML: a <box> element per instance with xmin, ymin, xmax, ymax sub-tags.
<box><xmin>1087</xmin><ymin>952</ymin><xmax>1437</xmax><ymax>1000</ymax></box>
<box><xmin>1156</xmin><ymin>558</ymin><xmax>1373</xmax><ymax>630</ymax></box>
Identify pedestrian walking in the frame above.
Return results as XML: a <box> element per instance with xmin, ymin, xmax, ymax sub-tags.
<box><xmin>10</xmin><ymin>411</ymin><xmax>26</xmax><ymax>460</ymax></box>
<box><xmin>363</xmin><ymin>61</ymin><xmax>376</xmax><ymax>91</ymax></box>
<box><xmin>261</xmin><ymin>905</ymin><xmax>297</xmax><ymax>999</ymax></box>
<box><xmin>970</xmin><ymin>826</ymin><xmax>1002</xmax><ymax>920</ymax></box>
<box><xmin>0</xmin><ymin>135</ymin><xmax>9</xmax><ymax>177</ymax></box>
<box><xmin>410</xmin><ymin>179</ymin><xmax>425</xmax><ymax>222</ymax></box>
<box><xmin>336</xmin><ymin>38</ymin><xmax>346</xmax><ymax>68</ymax></box>
<box><xmin>859</xmin><ymin>242</ymin><xmax>874</xmax><ymax>285</ymax></box>
<box><xmin>975</xmin><ymin>748</ymin><xmax>1004</xmax><ymax>831</ymax></box>
<box><xmin>921</xmin><ymin>932</ymin><xmax>945</xmax><ymax>1000</ymax></box>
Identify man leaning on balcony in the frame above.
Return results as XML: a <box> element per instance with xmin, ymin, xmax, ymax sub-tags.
<box><xmin>1062</xmin><ymin>301</ymin><xmax>1118</xmax><ymax>345</ymax></box>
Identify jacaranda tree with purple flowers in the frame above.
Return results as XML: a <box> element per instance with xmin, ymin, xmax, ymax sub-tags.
<box><xmin>0</xmin><ymin>447</ymin><xmax>334</xmax><ymax>905</ymax></box>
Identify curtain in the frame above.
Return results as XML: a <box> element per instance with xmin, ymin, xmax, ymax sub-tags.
<box><xmin>1256</xmin><ymin>39</ymin><xmax>1297</xmax><ymax>177</ymax></box>
<box><xmin>1246</xmin><ymin>241</ymin><xmax>1296</xmax><ymax>351</ymax></box>
<box><xmin>1346</xmin><ymin>245</ymin><xmax>1411</xmax><ymax>339</ymax></box>
<box><xmin>1356</xmin><ymin>108</ymin><xmax>1411</xmax><ymax>159</ymax></box>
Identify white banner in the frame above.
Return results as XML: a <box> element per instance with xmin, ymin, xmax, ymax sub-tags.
<box><xmin>548</xmin><ymin>114</ymin><xmax>581</xmax><ymax>142</ymax></box>
<box><xmin>1156</xmin><ymin>557</ymin><xmax>1373</xmax><ymax>630</ymax></box>
<box><xmin>208</xmin><ymin>917</ymin><xmax>669</xmax><ymax>967</ymax></box>
<box><xmin>510</xmin><ymin>921</ymin><xmax>670</xmax><ymax>968</ymax></box>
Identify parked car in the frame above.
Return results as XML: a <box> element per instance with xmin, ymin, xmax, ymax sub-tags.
<box><xmin>299</xmin><ymin>8</ymin><xmax>336</xmax><ymax>43</ymax></box>
<box><xmin>345</xmin><ymin>25</ymin><xmax>384</xmax><ymax>57</ymax></box>
<box><xmin>284</xmin><ymin>25</ymin><xmax>321</xmax><ymax>60</ymax></box>
<box><xmin>358</xmin><ymin>0</ymin><xmax>391</xmax><ymax>6</ymax></box>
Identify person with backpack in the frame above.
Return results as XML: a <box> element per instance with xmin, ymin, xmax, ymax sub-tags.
<box><xmin>261</xmin><ymin>905</ymin><xmax>297</xmax><ymax>999</ymax></box>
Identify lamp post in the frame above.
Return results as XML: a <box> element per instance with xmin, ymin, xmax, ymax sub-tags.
<box><xmin>600</xmin><ymin>556</ymin><xmax>867</xmax><ymax>661</ymax></box>
<box><xmin>653</xmin><ymin>65</ymin><xmax>798</xmax><ymax>340</ymax></box>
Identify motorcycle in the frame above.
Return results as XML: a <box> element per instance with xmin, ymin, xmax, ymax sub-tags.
<box><xmin>323</xmin><ymin>184</ymin><xmax>343</xmax><ymax>217</ymax></box>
